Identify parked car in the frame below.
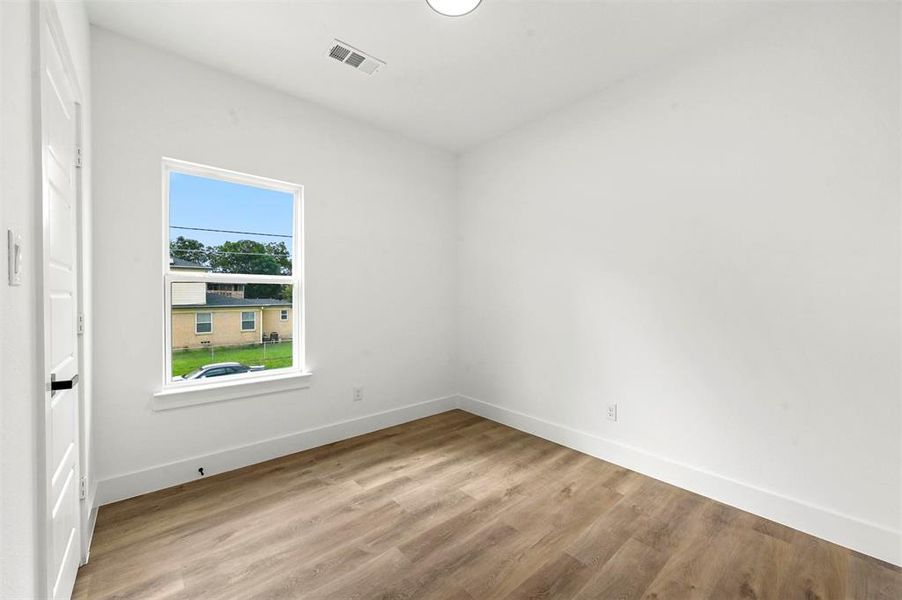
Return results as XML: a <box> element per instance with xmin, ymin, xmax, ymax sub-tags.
<box><xmin>175</xmin><ymin>362</ymin><xmax>265</xmax><ymax>381</ymax></box>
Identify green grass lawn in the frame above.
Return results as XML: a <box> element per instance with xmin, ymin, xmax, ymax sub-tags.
<box><xmin>171</xmin><ymin>341</ymin><xmax>293</xmax><ymax>377</ymax></box>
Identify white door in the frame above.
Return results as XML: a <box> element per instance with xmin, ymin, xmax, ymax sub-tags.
<box><xmin>40</xmin><ymin>12</ymin><xmax>82</xmax><ymax>600</ymax></box>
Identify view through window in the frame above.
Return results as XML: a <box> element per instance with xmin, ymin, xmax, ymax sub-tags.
<box><xmin>164</xmin><ymin>160</ymin><xmax>302</xmax><ymax>384</ymax></box>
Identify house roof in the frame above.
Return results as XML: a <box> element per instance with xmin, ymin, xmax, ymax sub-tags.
<box><xmin>170</xmin><ymin>256</ymin><xmax>212</xmax><ymax>270</ymax></box>
<box><xmin>177</xmin><ymin>293</ymin><xmax>291</xmax><ymax>309</ymax></box>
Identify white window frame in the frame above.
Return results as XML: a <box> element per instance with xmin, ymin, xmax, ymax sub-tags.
<box><xmin>280</xmin><ymin>309</ymin><xmax>289</xmax><ymax>321</ymax></box>
<box><xmin>195</xmin><ymin>311</ymin><xmax>213</xmax><ymax>335</ymax></box>
<box><xmin>240</xmin><ymin>311</ymin><xmax>257</xmax><ymax>331</ymax></box>
<box><xmin>159</xmin><ymin>158</ymin><xmax>307</xmax><ymax>401</ymax></box>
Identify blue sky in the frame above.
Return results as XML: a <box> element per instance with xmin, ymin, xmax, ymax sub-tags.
<box><xmin>169</xmin><ymin>171</ymin><xmax>294</xmax><ymax>251</ymax></box>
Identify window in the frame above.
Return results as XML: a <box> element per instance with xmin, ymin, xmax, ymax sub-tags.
<box><xmin>163</xmin><ymin>158</ymin><xmax>304</xmax><ymax>387</ymax></box>
<box><xmin>195</xmin><ymin>312</ymin><xmax>212</xmax><ymax>334</ymax></box>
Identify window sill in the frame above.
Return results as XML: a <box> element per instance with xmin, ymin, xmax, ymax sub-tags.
<box><xmin>152</xmin><ymin>370</ymin><xmax>312</xmax><ymax>411</ymax></box>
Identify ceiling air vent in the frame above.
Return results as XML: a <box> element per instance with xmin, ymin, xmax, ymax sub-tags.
<box><xmin>329</xmin><ymin>45</ymin><xmax>350</xmax><ymax>62</ymax></box>
<box><xmin>327</xmin><ymin>40</ymin><xmax>385</xmax><ymax>75</ymax></box>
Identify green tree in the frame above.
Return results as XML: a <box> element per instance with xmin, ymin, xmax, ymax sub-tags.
<box><xmin>169</xmin><ymin>236</ymin><xmax>209</xmax><ymax>266</ymax></box>
<box><xmin>209</xmin><ymin>240</ymin><xmax>290</xmax><ymax>275</ymax></box>
<box><xmin>244</xmin><ymin>283</ymin><xmax>284</xmax><ymax>300</ymax></box>
<box><xmin>280</xmin><ymin>284</ymin><xmax>293</xmax><ymax>302</ymax></box>
<box><xmin>208</xmin><ymin>239</ymin><xmax>291</xmax><ymax>299</ymax></box>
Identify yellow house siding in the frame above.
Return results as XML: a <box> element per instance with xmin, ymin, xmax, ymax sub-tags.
<box><xmin>262</xmin><ymin>307</ymin><xmax>292</xmax><ymax>340</ymax></box>
<box><xmin>171</xmin><ymin>308</ymin><xmax>263</xmax><ymax>349</ymax></box>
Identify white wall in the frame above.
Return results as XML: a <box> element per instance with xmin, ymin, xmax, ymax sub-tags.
<box><xmin>1</xmin><ymin>0</ymin><xmax>92</xmax><ymax>596</ymax></box>
<box><xmin>457</xmin><ymin>3</ymin><xmax>900</xmax><ymax>564</ymax></box>
<box><xmin>1</xmin><ymin>3</ymin><xmax>41</xmax><ymax>596</ymax></box>
<box><xmin>91</xmin><ymin>29</ymin><xmax>457</xmax><ymax>496</ymax></box>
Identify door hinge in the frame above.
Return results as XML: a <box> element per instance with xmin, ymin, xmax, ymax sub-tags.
<box><xmin>77</xmin><ymin>313</ymin><xmax>85</xmax><ymax>335</ymax></box>
<box><xmin>75</xmin><ymin>146</ymin><xmax>83</xmax><ymax>169</ymax></box>
<box><xmin>79</xmin><ymin>476</ymin><xmax>87</xmax><ymax>500</ymax></box>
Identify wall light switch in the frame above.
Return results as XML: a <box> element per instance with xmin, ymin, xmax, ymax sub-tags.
<box><xmin>8</xmin><ymin>230</ymin><xmax>22</xmax><ymax>286</ymax></box>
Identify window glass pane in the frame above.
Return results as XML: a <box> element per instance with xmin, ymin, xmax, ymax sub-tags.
<box><xmin>169</xmin><ymin>171</ymin><xmax>294</xmax><ymax>276</ymax></box>
<box><xmin>195</xmin><ymin>313</ymin><xmax>212</xmax><ymax>333</ymax></box>
<box><xmin>170</xmin><ymin>281</ymin><xmax>294</xmax><ymax>382</ymax></box>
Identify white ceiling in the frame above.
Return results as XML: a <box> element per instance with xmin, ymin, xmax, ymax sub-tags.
<box><xmin>87</xmin><ymin>1</ymin><xmax>771</xmax><ymax>152</ymax></box>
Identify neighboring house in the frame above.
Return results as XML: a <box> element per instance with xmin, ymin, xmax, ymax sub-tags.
<box><xmin>170</xmin><ymin>256</ymin><xmax>212</xmax><ymax>272</ymax></box>
<box><xmin>170</xmin><ymin>257</ymin><xmax>292</xmax><ymax>349</ymax></box>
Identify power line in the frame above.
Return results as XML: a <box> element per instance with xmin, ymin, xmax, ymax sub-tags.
<box><xmin>172</xmin><ymin>249</ymin><xmax>290</xmax><ymax>258</ymax></box>
<box><xmin>171</xmin><ymin>225</ymin><xmax>292</xmax><ymax>239</ymax></box>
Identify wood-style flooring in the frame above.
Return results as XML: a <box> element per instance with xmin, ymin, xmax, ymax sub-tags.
<box><xmin>73</xmin><ymin>410</ymin><xmax>900</xmax><ymax>599</ymax></box>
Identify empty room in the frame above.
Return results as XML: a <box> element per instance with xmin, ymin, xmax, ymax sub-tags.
<box><xmin>1</xmin><ymin>0</ymin><xmax>900</xmax><ymax>598</ymax></box>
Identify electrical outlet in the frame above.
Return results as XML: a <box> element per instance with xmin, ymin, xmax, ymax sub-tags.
<box><xmin>353</xmin><ymin>386</ymin><xmax>364</xmax><ymax>402</ymax></box>
<box><xmin>606</xmin><ymin>403</ymin><xmax>618</xmax><ymax>422</ymax></box>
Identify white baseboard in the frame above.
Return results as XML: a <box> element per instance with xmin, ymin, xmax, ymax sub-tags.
<box><xmin>95</xmin><ymin>394</ymin><xmax>460</xmax><ymax>506</ymax></box>
<box><xmin>458</xmin><ymin>395</ymin><xmax>901</xmax><ymax>567</ymax></box>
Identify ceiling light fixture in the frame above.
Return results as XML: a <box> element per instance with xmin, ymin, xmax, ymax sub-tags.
<box><xmin>426</xmin><ymin>0</ymin><xmax>482</xmax><ymax>17</ymax></box>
